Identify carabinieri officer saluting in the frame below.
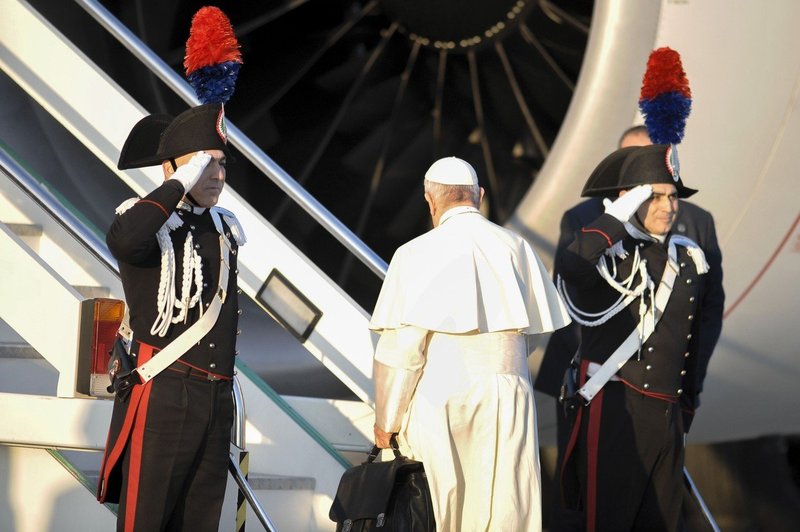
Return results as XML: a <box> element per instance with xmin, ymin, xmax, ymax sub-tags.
<box><xmin>556</xmin><ymin>143</ymin><xmax>710</xmax><ymax>531</ymax></box>
<box><xmin>97</xmin><ymin>8</ymin><xmax>247</xmax><ymax>531</ymax></box>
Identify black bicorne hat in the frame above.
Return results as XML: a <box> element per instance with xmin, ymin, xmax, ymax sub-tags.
<box><xmin>117</xmin><ymin>104</ymin><xmax>230</xmax><ymax>170</ymax></box>
<box><xmin>581</xmin><ymin>144</ymin><xmax>697</xmax><ymax>199</ymax></box>
<box><xmin>116</xmin><ymin>114</ymin><xmax>173</xmax><ymax>170</ymax></box>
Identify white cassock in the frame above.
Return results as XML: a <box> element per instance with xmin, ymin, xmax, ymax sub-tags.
<box><xmin>370</xmin><ymin>206</ymin><xmax>570</xmax><ymax>532</ymax></box>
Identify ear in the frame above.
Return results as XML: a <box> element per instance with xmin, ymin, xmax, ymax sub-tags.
<box><xmin>479</xmin><ymin>187</ymin><xmax>485</xmax><ymax>205</ymax></box>
<box><xmin>161</xmin><ymin>160</ymin><xmax>173</xmax><ymax>180</ymax></box>
<box><xmin>618</xmin><ymin>189</ymin><xmax>627</xmax><ymax>197</ymax></box>
<box><xmin>424</xmin><ymin>192</ymin><xmax>435</xmax><ymax>217</ymax></box>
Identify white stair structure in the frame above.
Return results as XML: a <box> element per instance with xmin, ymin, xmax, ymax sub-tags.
<box><xmin>0</xmin><ymin>0</ymin><xmax>381</xmax><ymax>529</ymax></box>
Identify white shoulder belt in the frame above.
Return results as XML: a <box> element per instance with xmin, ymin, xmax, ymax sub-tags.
<box><xmin>123</xmin><ymin>209</ymin><xmax>233</xmax><ymax>384</ymax></box>
<box><xmin>578</xmin><ymin>237</ymin><xmax>699</xmax><ymax>402</ymax></box>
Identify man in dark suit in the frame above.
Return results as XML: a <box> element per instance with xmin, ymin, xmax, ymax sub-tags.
<box><xmin>537</xmin><ymin>127</ymin><xmax>724</xmax><ymax>529</ymax></box>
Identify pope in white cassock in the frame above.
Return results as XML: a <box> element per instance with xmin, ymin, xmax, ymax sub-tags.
<box><xmin>370</xmin><ymin>157</ymin><xmax>571</xmax><ymax>531</ymax></box>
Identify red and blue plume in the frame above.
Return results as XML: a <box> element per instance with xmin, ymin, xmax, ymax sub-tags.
<box><xmin>639</xmin><ymin>47</ymin><xmax>691</xmax><ymax>144</ymax></box>
<box><xmin>184</xmin><ymin>7</ymin><xmax>242</xmax><ymax>105</ymax></box>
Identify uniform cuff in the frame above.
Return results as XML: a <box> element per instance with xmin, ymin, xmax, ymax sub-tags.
<box><xmin>583</xmin><ymin>214</ymin><xmax>629</xmax><ymax>247</ymax></box>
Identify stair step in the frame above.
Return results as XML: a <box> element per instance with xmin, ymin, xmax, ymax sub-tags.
<box><xmin>248</xmin><ymin>473</ymin><xmax>316</xmax><ymax>491</ymax></box>
<box><xmin>6</xmin><ymin>222</ymin><xmax>43</xmax><ymax>237</ymax></box>
<box><xmin>6</xmin><ymin>222</ymin><xmax>42</xmax><ymax>252</ymax></box>
<box><xmin>73</xmin><ymin>285</ymin><xmax>111</xmax><ymax>298</ymax></box>
<box><xmin>80</xmin><ymin>471</ymin><xmax>316</xmax><ymax>491</ymax></box>
<box><xmin>0</xmin><ymin>357</ymin><xmax>57</xmax><ymax>394</ymax></box>
<box><xmin>0</xmin><ymin>343</ymin><xmax>41</xmax><ymax>359</ymax></box>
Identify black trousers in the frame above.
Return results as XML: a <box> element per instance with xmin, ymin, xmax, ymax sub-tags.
<box><xmin>116</xmin><ymin>371</ymin><xmax>234</xmax><ymax>532</ymax></box>
<box><xmin>556</xmin><ymin>381</ymin><xmax>685</xmax><ymax>532</ymax></box>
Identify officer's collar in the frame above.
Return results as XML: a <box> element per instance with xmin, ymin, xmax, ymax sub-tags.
<box><xmin>624</xmin><ymin>221</ymin><xmax>667</xmax><ymax>244</ymax></box>
<box><xmin>177</xmin><ymin>199</ymin><xmax>207</xmax><ymax>215</ymax></box>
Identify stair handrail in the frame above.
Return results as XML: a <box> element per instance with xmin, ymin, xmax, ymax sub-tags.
<box><xmin>231</xmin><ymin>376</ymin><xmax>279</xmax><ymax>532</ymax></box>
<box><xmin>74</xmin><ymin>0</ymin><xmax>388</xmax><ymax>280</ymax></box>
<box><xmin>0</xmin><ymin>143</ymin><xmax>118</xmax><ymax>273</ymax></box>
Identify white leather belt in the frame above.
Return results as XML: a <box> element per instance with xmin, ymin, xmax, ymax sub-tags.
<box><xmin>586</xmin><ymin>361</ymin><xmax>620</xmax><ymax>381</ymax></box>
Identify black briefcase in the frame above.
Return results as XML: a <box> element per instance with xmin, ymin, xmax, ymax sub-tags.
<box><xmin>329</xmin><ymin>437</ymin><xmax>435</xmax><ymax>531</ymax></box>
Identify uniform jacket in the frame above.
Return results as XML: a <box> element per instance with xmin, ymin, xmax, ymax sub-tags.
<box><xmin>106</xmin><ymin>179</ymin><xmax>241</xmax><ymax>376</ymax></box>
<box><xmin>556</xmin><ymin>213</ymin><xmax>708</xmax><ymax>427</ymax></box>
<box><xmin>97</xmin><ymin>179</ymin><xmax>241</xmax><ymax>503</ymax></box>
<box><xmin>536</xmin><ymin>198</ymin><xmax>724</xmax><ymax>412</ymax></box>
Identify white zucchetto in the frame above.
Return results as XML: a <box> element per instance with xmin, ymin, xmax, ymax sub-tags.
<box><xmin>424</xmin><ymin>157</ymin><xmax>479</xmax><ymax>186</ymax></box>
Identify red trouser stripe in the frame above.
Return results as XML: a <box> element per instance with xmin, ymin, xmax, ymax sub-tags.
<box><xmin>560</xmin><ymin>360</ymin><xmax>588</xmax><ymax>506</ymax></box>
<box><xmin>124</xmin><ymin>377</ymin><xmax>153</xmax><ymax>531</ymax></box>
<box><xmin>97</xmin><ymin>388</ymin><xmax>142</xmax><ymax>502</ymax></box>
<box><xmin>585</xmin><ymin>383</ymin><xmax>605</xmax><ymax>532</ymax></box>
<box><xmin>121</xmin><ymin>343</ymin><xmax>155</xmax><ymax>531</ymax></box>
<box><xmin>97</xmin><ymin>344</ymin><xmax>157</xmax><ymax>503</ymax></box>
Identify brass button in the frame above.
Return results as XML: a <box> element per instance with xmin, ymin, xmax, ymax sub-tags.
<box><xmin>689</xmin><ymin>296</ymin><xmax>695</xmax><ymax>302</ymax></box>
<box><xmin>190</xmin><ymin>225</ymin><xmax>196</xmax><ymax>230</ymax></box>
<box><xmin>210</xmin><ymin>363</ymin><xmax>216</xmax><ymax>369</ymax></box>
<box><xmin>686</xmin><ymin>279</ymin><xmax>692</xmax><ymax>284</ymax></box>
<box><xmin>680</xmin><ymin>370</ymin><xmax>687</xmax><ymax>376</ymax></box>
<box><xmin>237</xmin><ymin>288</ymin><xmax>243</xmax><ymax>295</ymax></box>
<box><xmin>235</xmin><ymin>349</ymin><xmax>240</xmax><ymax>356</ymax></box>
<box><xmin>236</xmin><ymin>329</ymin><xmax>242</xmax><ymax>336</ymax></box>
<box><xmin>647</xmin><ymin>346</ymin><xmax>654</xmax><ymax>353</ymax></box>
<box><xmin>688</xmin><ymin>315</ymin><xmax>694</xmax><ymax>320</ymax></box>
<box><xmin>677</xmin><ymin>389</ymin><xmax>683</xmax><ymax>395</ymax></box>
<box><xmin>237</xmin><ymin>309</ymin><xmax>243</xmax><ymax>315</ymax></box>
<box><xmin>643</xmin><ymin>383</ymin><xmax>650</xmax><ymax>389</ymax></box>
<box><xmin>684</xmin><ymin>352</ymin><xmax>690</xmax><ymax>358</ymax></box>
<box><xmin>209</xmin><ymin>343</ymin><xmax>216</xmax><ymax>349</ymax></box>
<box><xmin>194</xmin><ymin>243</ymin><xmax>201</xmax><ymax>250</ymax></box>
<box><xmin>646</xmin><ymin>365</ymin><xmax>652</xmax><ymax>371</ymax></box>
<box><xmin>680</xmin><ymin>262</ymin><xmax>686</xmax><ymax>268</ymax></box>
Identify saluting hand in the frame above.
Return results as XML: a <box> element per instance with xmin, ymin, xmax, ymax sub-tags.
<box><xmin>374</xmin><ymin>424</ymin><xmax>395</xmax><ymax>449</ymax></box>
<box><xmin>603</xmin><ymin>184</ymin><xmax>653</xmax><ymax>222</ymax></box>
<box><xmin>169</xmin><ymin>151</ymin><xmax>212</xmax><ymax>193</ymax></box>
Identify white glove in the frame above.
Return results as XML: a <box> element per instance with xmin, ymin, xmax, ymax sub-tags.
<box><xmin>169</xmin><ymin>151</ymin><xmax>212</xmax><ymax>193</ymax></box>
<box><xmin>602</xmin><ymin>184</ymin><xmax>653</xmax><ymax>222</ymax></box>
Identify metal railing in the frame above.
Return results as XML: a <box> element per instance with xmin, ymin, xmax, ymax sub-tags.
<box><xmin>74</xmin><ymin>0</ymin><xmax>388</xmax><ymax>280</ymax></box>
<box><xmin>232</xmin><ymin>376</ymin><xmax>278</xmax><ymax>531</ymax></box>
<box><xmin>0</xmin><ymin>143</ymin><xmax>117</xmax><ymax>273</ymax></box>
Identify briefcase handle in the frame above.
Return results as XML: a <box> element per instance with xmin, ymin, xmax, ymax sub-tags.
<box><xmin>365</xmin><ymin>434</ymin><xmax>403</xmax><ymax>463</ymax></box>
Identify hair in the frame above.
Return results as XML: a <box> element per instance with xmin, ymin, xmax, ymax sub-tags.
<box><xmin>617</xmin><ymin>125</ymin><xmax>650</xmax><ymax>148</ymax></box>
<box><xmin>423</xmin><ymin>179</ymin><xmax>481</xmax><ymax>207</ymax></box>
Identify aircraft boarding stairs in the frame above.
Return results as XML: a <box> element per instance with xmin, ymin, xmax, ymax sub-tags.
<box><xmin>0</xmin><ymin>1</ymin><xmax>387</xmax><ymax>530</ymax></box>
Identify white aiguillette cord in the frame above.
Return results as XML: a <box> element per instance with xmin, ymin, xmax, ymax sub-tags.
<box><xmin>577</xmin><ymin>240</ymin><xmax>680</xmax><ymax>402</ymax></box>
<box><xmin>135</xmin><ymin>211</ymin><xmax>232</xmax><ymax>384</ymax></box>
